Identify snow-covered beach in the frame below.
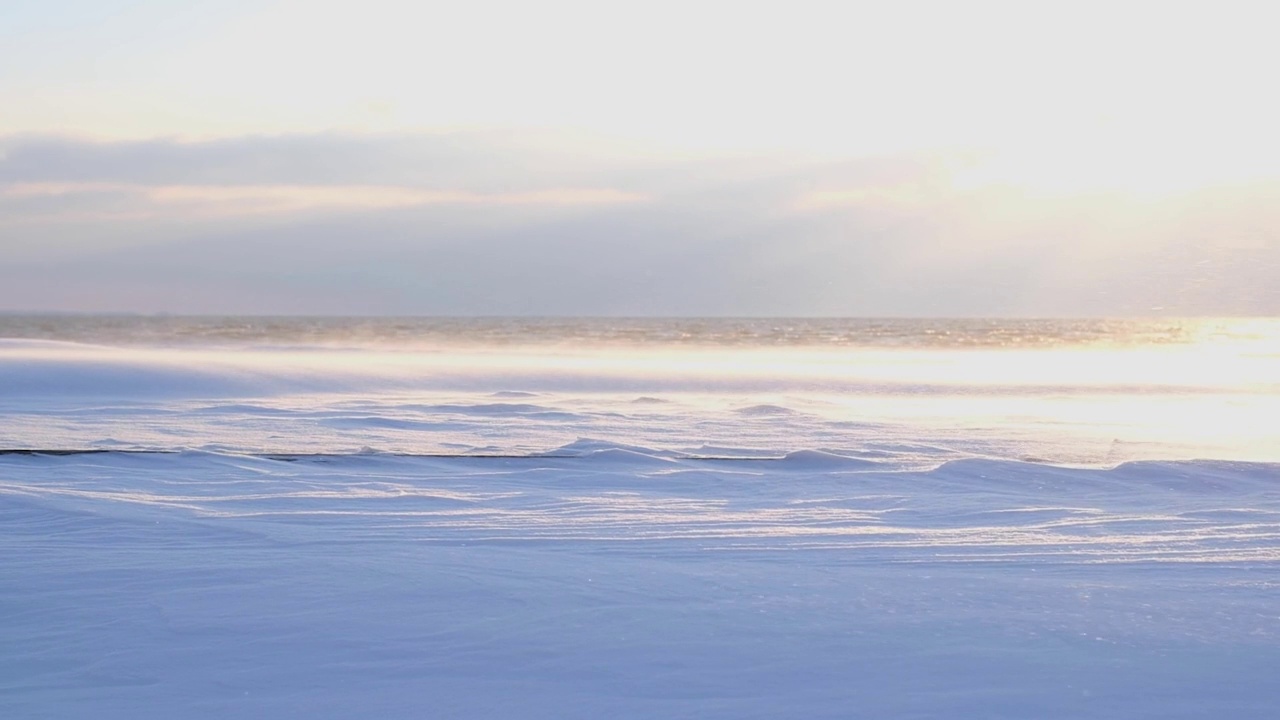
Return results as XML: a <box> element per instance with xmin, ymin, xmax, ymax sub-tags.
<box><xmin>8</xmin><ymin>0</ymin><xmax>1280</xmax><ymax>714</ymax></box>
<box><xmin>3</xmin><ymin>317</ymin><xmax>1279</xmax><ymax>718</ymax></box>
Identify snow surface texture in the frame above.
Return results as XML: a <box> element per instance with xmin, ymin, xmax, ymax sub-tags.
<box><xmin>4</xmin><ymin>451</ymin><xmax>1279</xmax><ymax>719</ymax></box>
<box><xmin>2</xmin><ymin>333</ymin><xmax>1278</xmax><ymax>464</ymax></box>
<box><xmin>3</xmin><ymin>319</ymin><xmax>1279</xmax><ymax>718</ymax></box>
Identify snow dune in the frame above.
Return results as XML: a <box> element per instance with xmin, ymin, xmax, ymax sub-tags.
<box><xmin>3</xmin><ymin>449</ymin><xmax>1278</xmax><ymax>718</ymax></box>
<box><xmin>3</xmin><ymin>338</ymin><xmax>1278</xmax><ymax>464</ymax></box>
<box><xmin>3</xmin><ymin>324</ymin><xmax>1279</xmax><ymax>717</ymax></box>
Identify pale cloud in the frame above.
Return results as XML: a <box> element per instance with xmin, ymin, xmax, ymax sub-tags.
<box><xmin>793</xmin><ymin>185</ymin><xmax>942</xmax><ymax>211</ymax></box>
<box><xmin>1</xmin><ymin>182</ymin><xmax>647</xmax><ymax>220</ymax></box>
<box><xmin>0</xmin><ymin>132</ymin><xmax>1277</xmax><ymax>317</ymax></box>
<box><xmin>4</xmin><ymin>2</ymin><xmax>1277</xmax><ymax>317</ymax></box>
<box><xmin>0</xmin><ymin>132</ymin><xmax>656</xmax><ymax>190</ymax></box>
<box><xmin>0</xmin><ymin>133</ymin><xmax>657</xmax><ymax>230</ymax></box>
<box><xmin>7</xmin><ymin>0</ymin><xmax>1277</xmax><ymax>164</ymax></box>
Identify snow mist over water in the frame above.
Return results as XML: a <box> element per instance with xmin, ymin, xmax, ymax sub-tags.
<box><xmin>1</xmin><ymin>316</ymin><xmax>1277</xmax><ymax>464</ymax></box>
<box><xmin>3</xmin><ymin>316</ymin><xmax>1279</xmax><ymax>718</ymax></box>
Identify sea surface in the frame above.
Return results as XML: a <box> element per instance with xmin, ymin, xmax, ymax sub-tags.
<box><xmin>3</xmin><ymin>316</ymin><xmax>1279</xmax><ymax>718</ymax></box>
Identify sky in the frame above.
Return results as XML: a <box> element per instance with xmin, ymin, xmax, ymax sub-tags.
<box><xmin>1</xmin><ymin>0</ymin><xmax>1277</xmax><ymax>316</ymax></box>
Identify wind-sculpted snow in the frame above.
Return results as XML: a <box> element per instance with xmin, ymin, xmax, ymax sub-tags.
<box><xmin>4</xmin><ymin>339</ymin><xmax>1279</xmax><ymax>465</ymax></box>
<box><xmin>0</xmin><ymin>340</ymin><xmax>282</xmax><ymax>398</ymax></box>
<box><xmin>4</xmin><ymin>321</ymin><xmax>1280</xmax><ymax>717</ymax></box>
<box><xmin>2</xmin><ymin>450</ymin><xmax>1279</xmax><ymax>718</ymax></box>
<box><xmin>3</xmin><ymin>450</ymin><xmax>1276</xmax><ymax>561</ymax></box>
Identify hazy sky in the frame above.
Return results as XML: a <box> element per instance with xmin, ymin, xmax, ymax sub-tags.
<box><xmin>2</xmin><ymin>0</ymin><xmax>1277</xmax><ymax>316</ymax></box>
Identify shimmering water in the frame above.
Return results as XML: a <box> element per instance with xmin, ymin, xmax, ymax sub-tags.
<box><xmin>4</xmin><ymin>314</ymin><xmax>1278</xmax><ymax>349</ymax></box>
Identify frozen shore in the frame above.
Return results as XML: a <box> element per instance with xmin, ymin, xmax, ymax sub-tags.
<box><xmin>3</xmin><ymin>449</ymin><xmax>1279</xmax><ymax>718</ymax></box>
<box><xmin>3</xmin><ymin>319</ymin><xmax>1278</xmax><ymax>717</ymax></box>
